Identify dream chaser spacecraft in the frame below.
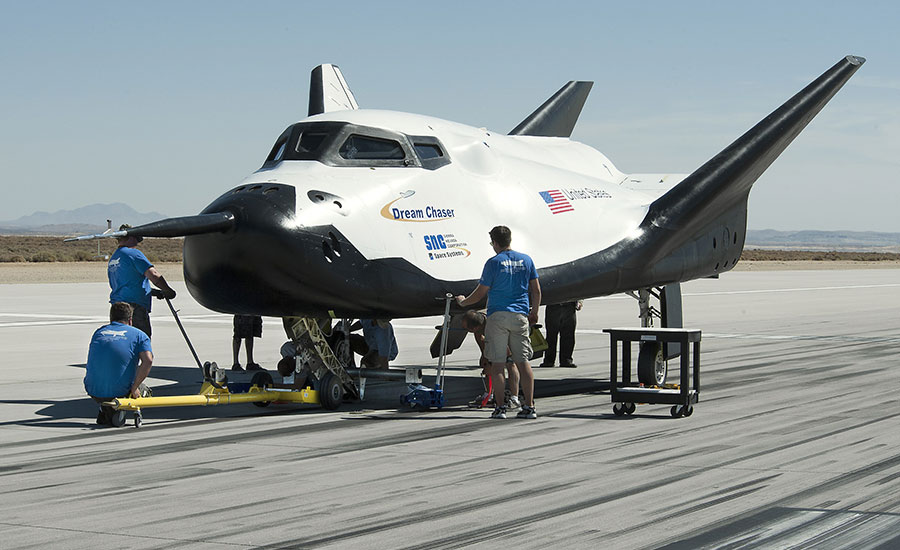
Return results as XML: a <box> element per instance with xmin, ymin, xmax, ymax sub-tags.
<box><xmin>75</xmin><ymin>56</ymin><xmax>864</xmax><ymax>381</ymax></box>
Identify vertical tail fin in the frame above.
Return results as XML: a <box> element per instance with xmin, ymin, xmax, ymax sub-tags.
<box><xmin>509</xmin><ymin>81</ymin><xmax>593</xmax><ymax>138</ymax></box>
<box><xmin>308</xmin><ymin>64</ymin><xmax>359</xmax><ymax>116</ymax></box>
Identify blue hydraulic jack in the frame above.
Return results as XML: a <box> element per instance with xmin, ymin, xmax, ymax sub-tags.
<box><xmin>401</xmin><ymin>294</ymin><xmax>453</xmax><ymax>410</ymax></box>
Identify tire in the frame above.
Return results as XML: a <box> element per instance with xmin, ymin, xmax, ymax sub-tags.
<box><xmin>613</xmin><ymin>403</ymin><xmax>625</xmax><ymax>416</ymax></box>
<box><xmin>250</xmin><ymin>370</ymin><xmax>274</xmax><ymax>408</ymax></box>
<box><xmin>319</xmin><ymin>373</ymin><xmax>343</xmax><ymax>410</ymax></box>
<box><xmin>110</xmin><ymin>409</ymin><xmax>127</xmax><ymax>427</ymax></box>
<box><xmin>637</xmin><ymin>342</ymin><xmax>667</xmax><ymax>386</ymax></box>
<box><xmin>330</xmin><ymin>334</ymin><xmax>356</xmax><ymax>369</ymax></box>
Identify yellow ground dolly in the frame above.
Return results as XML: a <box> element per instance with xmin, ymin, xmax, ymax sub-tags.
<box><xmin>105</xmin><ymin>382</ymin><xmax>319</xmax><ymax>428</ymax></box>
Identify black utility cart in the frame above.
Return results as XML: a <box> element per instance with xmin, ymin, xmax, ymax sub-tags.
<box><xmin>604</xmin><ymin>327</ymin><xmax>701</xmax><ymax>418</ymax></box>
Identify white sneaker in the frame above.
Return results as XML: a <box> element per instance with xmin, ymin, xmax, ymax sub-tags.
<box><xmin>491</xmin><ymin>406</ymin><xmax>507</xmax><ymax>419</ymax></box>
<box><xmin>506</xmin><ymin>395</ymin><xmax>522</xmax><ymax>409</ymax></box>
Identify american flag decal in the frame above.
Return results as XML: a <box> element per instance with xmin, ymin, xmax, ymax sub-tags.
<box><xmin>539</xmin><ymin>190</ymin><xmax>574</xmax><ymax>214</ymax></box>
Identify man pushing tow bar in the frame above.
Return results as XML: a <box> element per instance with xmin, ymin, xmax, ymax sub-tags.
<box><xmin>107</xmin><ymin>224</ymin><xmax>177</xmax><ymax>338</ymax></box>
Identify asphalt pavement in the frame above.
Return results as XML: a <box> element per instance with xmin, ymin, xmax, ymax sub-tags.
<box><xmin>1</xmin><ymin>269</ymin><xmax>899</xmax><ymax>549</ymax></box>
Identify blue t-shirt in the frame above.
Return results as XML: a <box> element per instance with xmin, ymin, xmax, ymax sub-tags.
<box><xmin>479</xmin><ymin>249</ymin><xmax>539</xmax><ymax>316</ymax></box>
<box><xmin>84</xmin><ymin>322</ymin><xmax>152</xmax><ymax>398</ymax></box>
<box><xmin>108</xmin><ymin>246</ymin><xmax>153</xmax><ymax>310</ymax></box>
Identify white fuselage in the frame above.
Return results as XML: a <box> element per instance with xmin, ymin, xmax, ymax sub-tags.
<box><xmin>241</xmin><ymin>109</ymin><xmax>685</xmax><ymax>279</ymax></box>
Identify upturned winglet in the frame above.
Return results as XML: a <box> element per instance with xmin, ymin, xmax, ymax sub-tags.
<box><xmin>509</xmin><ymin>81</ymin><xmax>593</xmax><ymax>138</ymax></box>
<box><xmin>640</xmin><ymin>55</ymin><xmax>865</xmax><ymax>260</ymax></box>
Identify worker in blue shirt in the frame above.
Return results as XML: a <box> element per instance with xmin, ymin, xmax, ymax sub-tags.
<box><xmin>457</xmin><ymin>225</ymin><xmax>541</xmax><ymax>420</ymax></box>
<box><xmin>108</xmin><ymin>224</ymin><xmax>177</xmax><ymax>338</ymax></box>
<box><xmin>84</xmin><ymin>302</ymin><xmax>153</xmax><ymax>426</ymax></box>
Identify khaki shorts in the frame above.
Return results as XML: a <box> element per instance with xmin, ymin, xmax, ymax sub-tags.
<box><xmin>484</xmin><ymin>311</ymin><xmax>532</xmax><ymax>364</ymax></box>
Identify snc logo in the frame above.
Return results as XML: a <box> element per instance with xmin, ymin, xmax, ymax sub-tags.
<box><xmin>424</xmin><ymin>235</ymin><xmax>447</xmax><ymax>250</ymax></box>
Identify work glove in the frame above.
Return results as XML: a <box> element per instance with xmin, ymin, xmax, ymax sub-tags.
<box><xmin>152</xmin><ymin>288</ymin><xmax>177</xmax><ymax>300</ymax></box>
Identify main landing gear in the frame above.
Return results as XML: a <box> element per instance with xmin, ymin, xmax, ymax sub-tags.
<box><xmin>627</xmin><ymin>284</ymin><xmax>683</xmax><ymax>386</ymax></box>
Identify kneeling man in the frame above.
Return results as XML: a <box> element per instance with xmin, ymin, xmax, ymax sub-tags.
<box><xmin>84</xmin><ymin>302</ymin><xmax>153</xmax><ymax>425</ymax></box>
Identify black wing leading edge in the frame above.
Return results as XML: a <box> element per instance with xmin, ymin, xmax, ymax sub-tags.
<box><xmin>539</xmin><ymin>56</ymin><xmax>865</xmax><ymax>305</ymax></box>
<box><xmin>639</xmin><ymin>55</ymin><xmax>866</xmax><ymax>264</ymax></box>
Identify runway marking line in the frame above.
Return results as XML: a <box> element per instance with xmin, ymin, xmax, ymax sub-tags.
<box><xmin>3</xmin><ymin>282</ymin><xmax>896</xmax><ymax>328</ymax></box>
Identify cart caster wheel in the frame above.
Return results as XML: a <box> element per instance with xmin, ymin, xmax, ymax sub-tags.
<box><xmin>250</xmin><ymin>371</ymin><xmax>274</xmax><ymax>408</ymax></box>
<box><xmin>671</xmin><ymin>406</ymin><xmax>682</xmax><ymax>418</ymax></box>
<box><xmin>624</xmin><ymin>402</ymin><xmax>636</xmax><ymax>415</ymax></box>
<box><xmin>134</xmin><ymin>411</ymin><xmax>142</xmax><ymax>429</ymax></box>
<box><xmin>613</xmin><ymin>403</ymin><xmax>625</xmax><ymax>416</ymax></box>
<box><xmin>683</xmin><ymin>405</ymin><xmax>693</xmax><ymax>417</ymax></box>
<box><xmin>110</xmin><ymin>409</ymin><xmax>127</xmax><ymax>427</ymax></box>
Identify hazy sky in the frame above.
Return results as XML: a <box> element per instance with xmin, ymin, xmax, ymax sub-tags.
<box><xmin>1</xmin><ymin>1</ymin><xmax>898</xmax><ymax>231</ymax></box>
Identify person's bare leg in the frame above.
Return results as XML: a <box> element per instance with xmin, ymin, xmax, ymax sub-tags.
<box><xmin>232</xmin><ymin>337</ymin><xmax>241</xmax><ymax>366</ymax></box>
<box><xmin>490</xmin><ymin>362</ymin><xmax>506</xmax><ymax>407</ymax></box>
<box><xmin>516</xmin><ymin>360</ymin><xmax>534</xmax><ymax>407</ymax></box>
<box><xmin>245</xmin><ymin>337</ymin><xmax>255</xmax><ymax>364</ymax></box>
<box><xmin>506</xmin><ymin>362</ymin><xmax>520</xmax><ymax>398</ymax></box>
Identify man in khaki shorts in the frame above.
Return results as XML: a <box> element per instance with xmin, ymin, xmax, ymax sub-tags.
<box><xmin>457</xmin><ymin>226</ymin><xmax>541</xmax><ymax>419</ymax></box>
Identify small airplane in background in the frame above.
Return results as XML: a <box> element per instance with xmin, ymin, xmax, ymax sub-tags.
<box><xmin>70</xmin><ymin>55</ymin><xmax>865</xmax><ymax>387</ymax></box>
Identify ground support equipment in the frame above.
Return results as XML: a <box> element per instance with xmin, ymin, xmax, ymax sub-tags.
<box><xmin>604</xmin><ymin>327</ymin><xmax>701</xmax><ymax>418</ymax></box>
<box><xmin>106</xmin><ymin>303</ymin><xmax>335</xmax><ymax>427</ymax></box>
<box><xmin>283</xmin><ymin>316</ymin><xmax>361</xmax><ymax>408</ymax></box>
<box><xmin>108</xmin><ymin>380</ymin><xmax>319</xmax><ymax>426</ymax></box>
<box><xmin>401</xmin><ymin>294</ymin><xmax>453</xmax><ymax>410</ymax></box>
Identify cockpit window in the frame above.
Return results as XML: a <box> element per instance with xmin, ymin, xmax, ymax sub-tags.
<box><xmin>260</xmin><ymin>122</ymin><xmax>449</xmax><ymax>171</ymax></box>
<box><xmin>296</xmin><ymin>132</ymin><xmax>328</xmax><ymax>154</ymax></box>
<box><xmin>339</xmin><ymin>135</ymin><xmax>405</xmax><ymax>160</ymax></box>
<box><xmin>414</xmin><ymin>143</ymin><xmax>443</xmax><ymax>160</ymax></box>
<box><xmin>409</xmin><ymin>135</ymin><xmax>450</xmax><ymax>170</ymax></box>
<box><xmin>265</xmin><ymin>130</ymin><xmax>290</xmax><ymax>163</ymax></box>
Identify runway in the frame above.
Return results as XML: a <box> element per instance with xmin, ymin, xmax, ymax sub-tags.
<box><xmin>1</xmin><ymin>268</ymin><xmax>899</xmax><ymax>549</ymax></box>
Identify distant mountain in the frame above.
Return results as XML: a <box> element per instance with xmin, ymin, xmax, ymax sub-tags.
<box><xmin>0</xmin><ymin>203</ymin><xmax>168</xmax><ymax>235</ymax></box>
<box><xmin>746</xmin><ymin>230</ymin><xmax>900</xmax><ymax>252</ymax></box>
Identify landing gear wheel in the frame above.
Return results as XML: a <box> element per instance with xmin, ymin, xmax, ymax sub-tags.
<box><xmin>250</xmin><ymin>370</ymin><xmax>274</xmax><ymax>408</ymax></box>
<box><xmin>134</xmin><ymin>410</ymin><xmax>143</xmax><ymax>429</ymax></box>
<box><xmin>613</xmin><ymin>403</ymin><xmax>625</xmax><ymax>416</ymax></box>
<box><xmin>638</xmin><ymin>342</ymin><xmax>667</xmax><ymax>386</ymax></box>
<box><xmin>624</xmin><ymin>402</ymin><xmax>636</xmax><ymax>415</ymax></box>
<box><xmin>331</xmin><ymin>336</ymin><xmax>356</xmax><ymax>369</ymax></box>
<box><xmin>110</xmin><ymin>409</ymin><xmax>127</xmax><ymax>427</ymax></box>
<box><xmin>320</xmin><ymin>373</ymin><xmax>343</xmax><ymax>410</ymax></box>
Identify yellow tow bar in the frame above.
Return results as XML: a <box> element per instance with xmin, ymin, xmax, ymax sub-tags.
<box><xmin>107</xmin><ymin>382</ymin><xmax>319</xmax><ymax>411</ymax></box>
